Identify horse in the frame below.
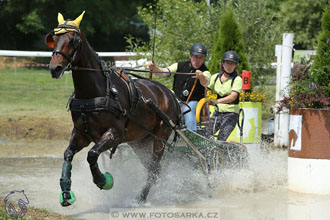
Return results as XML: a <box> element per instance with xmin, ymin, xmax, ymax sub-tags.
<box><xmin>45</xmin><ymin>11</ymin><xmax>181</xmax><ymax>206</ymax></box>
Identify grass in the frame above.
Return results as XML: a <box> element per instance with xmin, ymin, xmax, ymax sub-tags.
<box><xmin>0</xmin><ymin>67</ymin><xmax>73</xmax><ymax>141</ymax></box>
<box><xmin>0</xmin><ymin>67</ymin><xmax>73</xmax><ymax>115</ymax></box>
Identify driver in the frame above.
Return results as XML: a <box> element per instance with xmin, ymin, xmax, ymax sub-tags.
<box><xmin>148</xmin><ymin>43</ymin><xmax>211</xmax><ymax>132</ymax></box>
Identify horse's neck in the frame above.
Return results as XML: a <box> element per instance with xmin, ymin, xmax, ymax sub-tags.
<box><xmin>72</xmin><ymin>43</ymin><xmax>106</xmax><ymax>99</ymax></box>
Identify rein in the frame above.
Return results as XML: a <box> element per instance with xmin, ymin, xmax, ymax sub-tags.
<box><xmin>118</xmin><ymin>67</ymin><xmax>196</xmax><ymax>76</ymax></box>
<box><xmin>70</xmin><ymin>65</ymin><xmax>197</xmax><ymax>76</ymax></box>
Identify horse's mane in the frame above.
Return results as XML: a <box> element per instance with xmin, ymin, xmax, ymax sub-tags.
<box><xmin>80</xmin><ymin>32</ymin><xmax>101</xmax><ymax>62</ymax></box>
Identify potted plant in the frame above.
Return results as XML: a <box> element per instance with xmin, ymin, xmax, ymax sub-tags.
<box><xmin>277</xmin><ymin>58</ymin><xmax>329</xmax><ymax>154</ymax></box>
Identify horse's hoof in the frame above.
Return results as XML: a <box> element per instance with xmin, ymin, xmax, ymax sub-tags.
<box><xmin>101</xmin><ymin>172</ymin><xmax>114</xmax><ymax>190</ymax></box>
<box><xmin>136</xmin><ymin>194</ymin><xmax>147</xmax><ymax>204</ymax></box>
<box><xmin>60</xmin><ymin>190</ymin><xmax>76</xmax><ymax>207</ymax></box>
<box><xmin>138</xmin><ymin>198</ymin><xmax>146</xmax><ymax>205</ymax></box>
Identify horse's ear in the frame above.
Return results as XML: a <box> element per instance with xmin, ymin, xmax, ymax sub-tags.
<box><xmin>45</xmin><ymin>33</ymin><xmax>54</xmax><ymax>49</ymax></box>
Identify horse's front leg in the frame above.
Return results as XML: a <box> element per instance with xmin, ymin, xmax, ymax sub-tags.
<box><xmin>60</xmin><ymin>128</ymin><xmax>90</xmax><ymax>207</ymax></box>
<box><xmin>87</xmin><ymin>127</ymin><xmax>123</xmax><ymax>190</ymax></box>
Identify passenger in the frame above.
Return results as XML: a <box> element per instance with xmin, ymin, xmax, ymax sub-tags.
<box><xmin>147</xmin><ymin>43</ymin><xmax>211</xmax><ymax>132</ymax></box>
<box><xmin>205</xmin><ymin>51</ymin><xmax>243</xmax><ymax>141</ymax></box>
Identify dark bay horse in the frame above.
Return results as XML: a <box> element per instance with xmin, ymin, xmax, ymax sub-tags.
<box><xmin>45</xmin><ymin>11</ymin><xmax>181</xmax><ymax>206</ymax></box>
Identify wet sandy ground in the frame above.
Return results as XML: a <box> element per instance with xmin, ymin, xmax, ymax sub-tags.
<box><xmin>1</xmin><ymin>144</ymin><xmax>330</xmax><ymax>220</ymax></box>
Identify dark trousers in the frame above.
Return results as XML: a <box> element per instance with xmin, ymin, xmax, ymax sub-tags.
<box><xmin>207</xmin><ymin>112</ymin><xmax>238</xmax><ymax>141</ymax></box>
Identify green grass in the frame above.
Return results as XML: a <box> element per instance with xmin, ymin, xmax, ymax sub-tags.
<box><xmin>0</xmin><ymin>68</ymin><xmax>74</xmax><ymax>141</ymax></box>
<box><xmin>0</xmin><ymin>68</ymin><xmax>74</xmax><ymax>117</ymax></box>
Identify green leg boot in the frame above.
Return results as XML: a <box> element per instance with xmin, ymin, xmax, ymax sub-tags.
<box><xmin>60</xmin><ymin>161</ymin><xmax>76</xmax><ymax>206</ymax></box>
<box><xmin>60</xmin><ymin>190</ymin><xmax>76</xmax><ymax>207</ymax></box>
<box><xmin>101</xmin><ymin>172</ymin><xmax>114</xmax><ymax>190</ymax></box>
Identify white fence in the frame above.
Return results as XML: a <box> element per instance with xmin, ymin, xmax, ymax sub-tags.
<box><xmin>0</xmin><ymin>50</ymin><xmax>137</xmax><ymax>57</ymax></box>
<box><xmin>0</xmin><ymin>50</ymin><xmax>148</xmax><ymax>68</ymax></box>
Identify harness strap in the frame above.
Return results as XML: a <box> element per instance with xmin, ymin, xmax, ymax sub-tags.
<box><xmin>69</xmin><ymin>96</ymin><xmax>124</xmax><ymax>117</ymax></box>
<box><xmin>53</xmin><ymin>50</ymin><xmax>72</xmax><ymax>63</ymax></box>
<box><xmin>81</xmin><ymin>113</ymin><xmax>89</xmax><ymax>133</ymax></box>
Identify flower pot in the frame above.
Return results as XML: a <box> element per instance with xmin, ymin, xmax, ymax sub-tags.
<box><xmin>288</xmin><ymin>108</ymin><xmax>330</xmax><ymax>194</ymax></box>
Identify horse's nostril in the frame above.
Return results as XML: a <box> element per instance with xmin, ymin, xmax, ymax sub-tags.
<box><xmin>50</xmin><ymin>65</ymin><xmax>64</xmax><ymax>78</ymax></box>
<box><xmin>55</xmin><ymin>66</ymin><xmax>63</xmax><ymax>74</ymax></box>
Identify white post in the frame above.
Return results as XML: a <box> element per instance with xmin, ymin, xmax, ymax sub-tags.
<box><xmin>274</xmin><ymin>33</ymin><xmax>294</xmax><ymax>148</ymax></box>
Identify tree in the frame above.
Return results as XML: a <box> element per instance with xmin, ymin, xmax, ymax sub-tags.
<box><xmin>233</xmin><ymin>0</ymin><xmax>281</xmax><ymax>85</ymax></box>
<box><xmin>311</xmin><ymin>1</ymin><xmax>330</xmax><ymax>98</ymax></box>
<box><xmin>209</xmin><ymin>4</ymin><xmax>249</xmax><ymax>75</ymax></box>
<box><xmin>133</xmin><ymin>0</ymin><xmax>219</xmax><ymax>66</ymax></box>
<box><xmin>277</xmin><ymin>0</ymin><xmax>328</xmax><ymax>49</ymax></box>
<box><xmin>0</xmin><ymin>0</ymin><xmax>152</xmax><ymax>51</ymax></box>
<box><xmin>127</xmin><ymin>0</ymin><xmax>220</xmax><ymax>87</ymax></box>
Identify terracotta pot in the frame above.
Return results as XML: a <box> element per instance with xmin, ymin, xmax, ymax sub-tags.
<box><xmin>288</xmin><ymin>108</ymin><xmax>330</xmax><ymax>194</ymax></box>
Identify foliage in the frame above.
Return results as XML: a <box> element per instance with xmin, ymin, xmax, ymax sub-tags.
<box><xmin>130</xmin><ymin>0</ymin><xmax>280</xmax><ymax>89</ymax></box>
<box><xmin>0</xmin><ymin>0</ymin><xmax>328</xmax><ymax>53</ymax></box>
<box><xmin>126</xmin><ymin>0</ymin><xmax>220</xmax><ymax>87</ymax></box>
<box><xmin>208</xmin><ymin>2</ymin><xmax>249</xmax><ymax>75</ymax></box>
<box><xmin>0</xmin><ymin>0</ymin><xmax>151</xmax><ymax>51</ymax></box>
<box><xmin>311</xmin><ymin>1</ymin><xmax>330</xmax><ymax>98</ymax></box>
<box><xmin>277</xmin><ymin>0</ymin><xmax>328</xmax><ymax>49</ymax></box>
<box><xmin>278</xmin><ymin>60</ymin><xmax>330</xmax><ymax>111</ymax></box>
<box><xmin>277</xmin><ymin>1</ymin><xmax>330</xmax><ymax>111</ymax></box>
<box><xmin>130</xmin><ymin>0</ymin><xmax>219</xmax><ymax>66</ymax></box>
<box><xmin>233</xmin><ymin>0</ymin><xmax>281</xmax><ymax>86</ymax></box>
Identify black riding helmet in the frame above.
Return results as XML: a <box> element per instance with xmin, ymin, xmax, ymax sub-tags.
<box><xmin>190</xmin><ymin>43</ymin><xmax>207</xmax><ymax>57</ymax></box>
<box><xmin>222</xmin><ymin>51</ymin><xmax>239</xmax><ymax>64</ymax></box>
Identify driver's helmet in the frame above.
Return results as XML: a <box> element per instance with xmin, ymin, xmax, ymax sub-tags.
<box><xmin>190</xmin><ymin>43</ymin><xmax>207</xmax><ymax>57</ymax></box>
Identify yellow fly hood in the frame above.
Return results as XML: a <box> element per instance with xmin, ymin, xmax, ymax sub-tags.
<box><xmin>54</xmin><ymin>11</ymin><xmax>85</xmax><ymax>34</ymax></box>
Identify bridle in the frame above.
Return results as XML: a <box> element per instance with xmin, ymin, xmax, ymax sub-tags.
<box><xmin>52</xmin><ymin>24</ymin><xmax>82</xmax><ymax>71</ymax></box>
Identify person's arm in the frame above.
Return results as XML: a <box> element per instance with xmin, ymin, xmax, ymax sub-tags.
<box><xmin>194</xmin><ymin>70</ymin><xmax>210</xmax><ymax>87</ymax></box>
<box><xmin>210</xmin><ymin>92</ymin><xmax>239</xmax><ymax>105</ymax></box>
<box><xmin>146</xmin><ymin>62</ymin><xmax>170</xmax><ymax>77</ymax></box>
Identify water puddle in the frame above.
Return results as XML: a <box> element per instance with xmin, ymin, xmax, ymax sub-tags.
<box><xmin>1</xmin><ymin>144</ymin><xmax>330</xmax><ymax>219</ymax></box>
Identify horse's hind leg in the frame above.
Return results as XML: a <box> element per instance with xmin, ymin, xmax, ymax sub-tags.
<box><xmin>137</xmin><ymin>127</ymin><xmax>168</xmax><ymax>204</ymax></box>
<box><xmin>87</xmin><ymin>128</ymin><xmax>122</xmax><ymax>190</ymax></box>
<box><xmin>60</xmin><ymin>129</ymin><xmax>90</xmax><ymax>207</ymax></box>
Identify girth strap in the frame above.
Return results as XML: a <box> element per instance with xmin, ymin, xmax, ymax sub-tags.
<box><xmin>69</xmin><ymin>96</ymin><xmax>124</xmax><ymax>118</ymax></box>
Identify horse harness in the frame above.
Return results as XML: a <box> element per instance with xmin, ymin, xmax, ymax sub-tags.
<box><xmin>67</xmin><ymin>61</ymin><xmax>177</xmax><ymax>156</ymax></box>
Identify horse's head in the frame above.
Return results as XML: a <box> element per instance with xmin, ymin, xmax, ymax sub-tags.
<box><xmin>45</xmin><ymin>11</ymin><xmax>85</xmax><ymax>79</ymax></box>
